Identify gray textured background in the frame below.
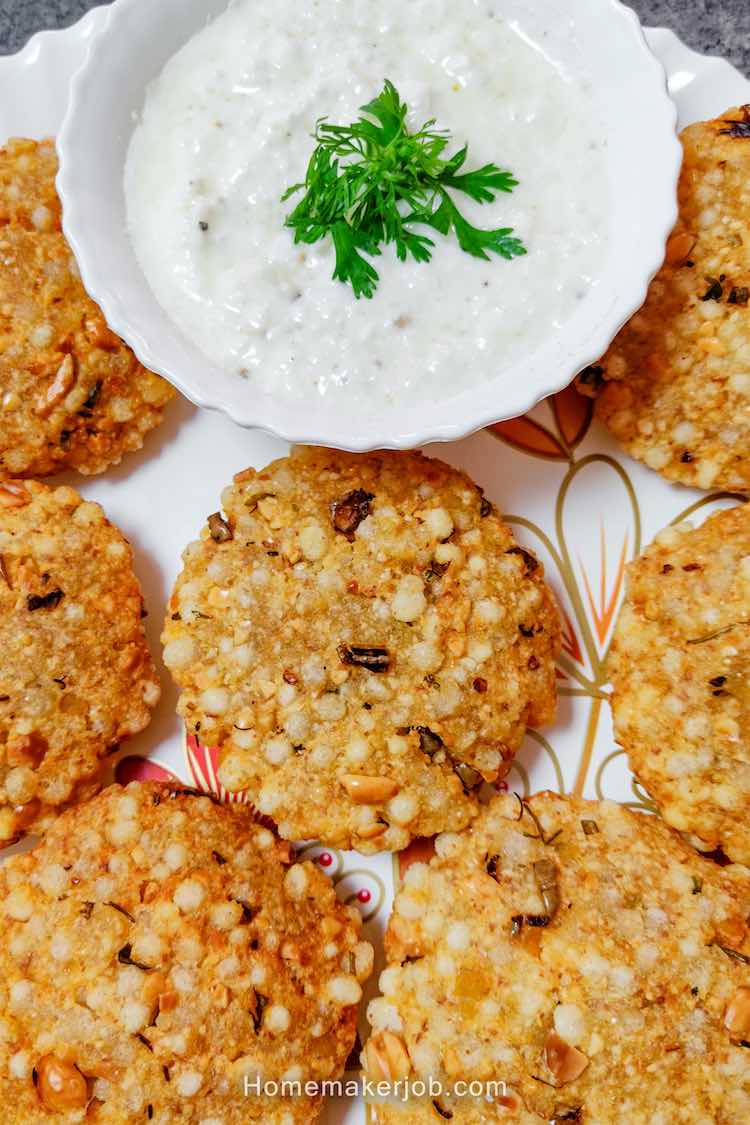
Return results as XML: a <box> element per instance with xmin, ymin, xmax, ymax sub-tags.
<box><xmin>0</xmin><ymin>0</ymin><xmax>749</xmax><ymax>73</ymax></box>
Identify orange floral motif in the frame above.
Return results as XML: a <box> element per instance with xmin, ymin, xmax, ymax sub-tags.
<box><xmin>398</xmin><ymin>836</ymin><xmax>436</xmax><ymax>880</ymax></box>
<box><xmin>115</xmin><ymin>755</ymin><xmax>178</xmax><ymax>786</ymax></box>
<box><xmin>559</xmin><ymin>605</ymin><xmax>584</xmax><ymax>666</ymax></box>
<box><xmin>488</xmin><ymin>386</ymin><xmax>643</xmax><ymax>799</ymax></box>
<box><xmin>552</xmin><ymin>385</ymin><xmax>594</xmax><ymax>451</ymax></box>
<box><xmin>489</xmin><ymin>385</ymin><xmax>593</xmax><ymax>461</ymax></box>
<box><xmin>185</xmin><ymin>734</ymin><xmax>253</xmax><ymax>804</ymax></box>
<box><xmin>490</xmin><ymin>413</ymin><xmax>568</xmax><ymax>460</ymax></box>
<box><xmin>577</xmin><ymin>523</ymin><xmax>630</xmax><ymax>649</ymax></box>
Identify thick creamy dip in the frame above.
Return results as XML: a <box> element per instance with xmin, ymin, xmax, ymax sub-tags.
<box><xmin>125</xmin><ymin>0</ymin><xmax>609</xmax><ymax>407</ymax></box>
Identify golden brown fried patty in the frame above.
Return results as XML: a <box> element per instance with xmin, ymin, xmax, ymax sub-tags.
<box><xmin>609</xmin><ymin>503</ymin><xmax>750</xmax><ymax>864</ymax></box>
<box><xmin>578</xmin><ymin>106</ymin><xmax>750</xmax><ymax>491</ymax></box>
<box><xmin>0</xmin><ymin>138</ymin><xmax>174</xmax><ymax>477</ymax></box>
<box><xmin>365</xmin><ymin>793</ymin><xmax>750</xmax><ymax>1124</ymax></box>
<box><xmin>0</xmin><ymin>782</ymin><xmax>372</xmax><ymax>1123</ymax></box>
<box><xmin>0</xmin><ymin>137</ymin><xmax>60</xmax><ymax>231</ymax></box>
<box><xmin>0</xmin><ymin>480</ymin><xmax>161</xmax><ymax>843</ymax></box>
<box><xmin>162</xmin><ymin>447</ymin><xmax>560</xmax><ymax>852</ymax></box>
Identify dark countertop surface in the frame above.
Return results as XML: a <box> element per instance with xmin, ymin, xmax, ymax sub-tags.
<box><xmin>1</xmin><ymin>0</ymin><xmax>749</xmax><ymax>74</ymax></box>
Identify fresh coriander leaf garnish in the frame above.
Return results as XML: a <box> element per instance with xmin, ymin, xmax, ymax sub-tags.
<box><xmin>282</xmin><ymin>79</ymin><xmax>525</xmax><ymax>298</ymax></box>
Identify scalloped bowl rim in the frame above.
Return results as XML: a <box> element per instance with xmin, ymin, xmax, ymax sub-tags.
<box><xmin>57</xmin><ymin>0</ymin><xmax>681</xmax><ymax>451</ymax></box>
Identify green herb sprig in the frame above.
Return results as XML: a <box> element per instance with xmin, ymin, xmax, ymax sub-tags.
<box><xmin>282</xmin><ymin>79</ymin><xmax>526</xmax><ymax>299</ymax></box>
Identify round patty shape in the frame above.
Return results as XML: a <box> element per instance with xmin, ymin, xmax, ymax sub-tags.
<box><xmin>0</xmin><ymin>138</ymin><xmax>174</xmax><ymax>478</ymax></box>
<box><xmin>0</xmin><ymin>480</ymin><xmax>161</xmax><ymax>843</ymax></box>
<box><xmin>162</xmin><ymin>448</ymin><xmax>560</xmax><ymax>852</ymax></box>
<box><xmin>0</xmin><ymin>781</ymin><xmax>372</xmax><ymax>1123</ymax></box>
<box><xmin>365</xmin><ymin>793</ymin><xmax>750</xmax><ymax>1124</ymax></box>
<box><xmin>577</xmin><ymin>106</ymin><xmax>750</xmax><ymax>492</ymax></box>
<box><xmin>609</xmin><ymin>503</ymin><xmax>750</xmax><ymax>864</ymax></box>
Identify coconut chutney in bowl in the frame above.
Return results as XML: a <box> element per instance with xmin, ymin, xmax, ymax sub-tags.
<box><xmin>58</xmin><ymin>0</ymin><xmax>680</xmax><ymax>448</ymax></box>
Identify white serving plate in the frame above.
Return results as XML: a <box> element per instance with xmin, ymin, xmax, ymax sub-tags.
<box><xmin>1</xmin><ymin>11</ymin><xmax>749</xmax><ymax>1122</ymax></box>
<box><xmin>56</xmin><ymin>0</ymin><xmax>680</xmax><ymax>451</ymax></box>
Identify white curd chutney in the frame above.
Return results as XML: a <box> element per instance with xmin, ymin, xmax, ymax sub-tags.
<box><xmin>125</xmin><ymin>0</ymin><xmax>609</xmax><ymax>407</ymax></box>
